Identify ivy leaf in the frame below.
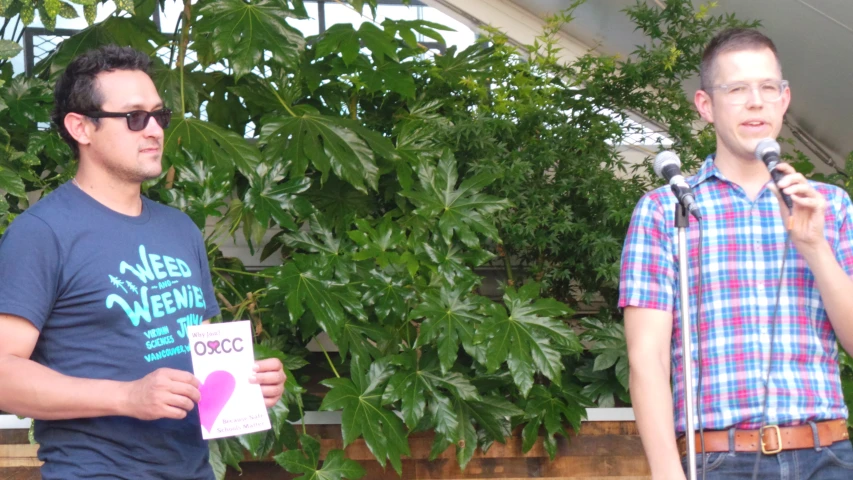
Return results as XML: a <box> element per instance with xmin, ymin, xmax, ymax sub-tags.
<box><xmin>320</xmin><ymin>361</ymin><xmax>409</xmax><ymax>474</ymax></box>
<box><xmin>404</xmin><ymin>150</ymin><xmax>510</xmax><ymax>247</ymax></box>
<box><xmin>475</xmin><ymin>283</ymin><xmax>577</xmax><ymax>397</ymax></box>
<box><xmin>195</xmin><ymin>0</ymin><xmax>305</xmax><ymax>79</ymax></box>
<box><xmin>165</xmin><ymin>118</ymin><xmax>261</xmax><ymax>179</ymax></box>
<box><xmin>259</xmin><ymin>113</ymin><xmax>380</xmax><ymax>193</ymax></box>
<box><xmin>411</xmin><ymin>283</ymin><xmax>483</xmax><ymax>374</ymax></box>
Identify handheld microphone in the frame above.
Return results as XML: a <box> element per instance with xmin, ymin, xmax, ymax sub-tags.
<box><xmin>755</xmin><ymin>138</ymin><xmax>794</xmax><ymax>212</ymax></box>
<box><xmin>654</xmin><ymin>151</ymin><xmax>702</xmax><ymax>220</ymax></box>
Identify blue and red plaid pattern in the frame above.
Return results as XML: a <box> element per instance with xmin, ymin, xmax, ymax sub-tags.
<box><xmin>619</xmin><ymin>155</ymin><xmax>853</xmax><ymax>432</ymax></box>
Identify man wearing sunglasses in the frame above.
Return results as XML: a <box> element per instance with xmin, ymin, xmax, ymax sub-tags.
<box><xmin>0</xmin><ymin>45</ymin><xmax>285</xmax><ymax>479</ymax></box>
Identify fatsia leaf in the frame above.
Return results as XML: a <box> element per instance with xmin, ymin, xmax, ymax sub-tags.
<box><xmin>403</xmin><ymin>150</ymin><xmax>510</xmax><ymax>247</ymax></box>
<box><xmin>259</xmin><ymin>114</ymin><xmax>380</xmax><ymax>193</ymax></box>
<box><xmin>319</xmin><ymin>363</ymin><xmax>410</xmax><ymax>474</ymax></box>
<box><xmin>475</xmin><ymin>283</ymin><xmax>578</xmax><ymax>397</ymax></box>
<box><xmin>411</xmin><ymin>284</ymin><xmax>483</xmax><ymax>374</ymax></box>
<box><xmin>164</xmin><ymin>118</ymin><xmax>261</xmax><ymax>179</ymax></box>
<box><xmin>209</xmin><ymin>437</ymin><xmax>243</xmax><ymax>477</ymax></box>
<box><xmin>35</xmin><ymin>16</ymin><xmax>166</xmax><ymax>77</ymax></box>
<box><xmin>244</xmin><ymin>164</ymin><xmax>312</xmax><ymax>230</ymax></box>
<box><xmin>315</xmin><ymin>23</ymin><xmax>361</xmax><ymax>66</ymax></box>
<box><xmin>521</xmin><ymin>385</ymin><xmax>592</xmax><ymax>460</ymax></box>
<box><xmin>275</xmin><ymin>446</ymin><xmax>366</xmax><ymax>480</ymax></box>
<box><xmin>361</xmin><ymin>270</ymin><xmax>414</xmax><ymax>322</ymax></box>
<box><xmin>195</xmin><ymin>0</ymin><xmax>305</xmax><ymax>79</ymax></box>
<box><xmin>267</xmin><ymin>253</ymin><xmax>364</xmax><ymax>343</ymax></box>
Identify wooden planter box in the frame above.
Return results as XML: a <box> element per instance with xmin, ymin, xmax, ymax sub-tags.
<box><xmin>1</xmin><ymin>414</ymin><xmax>650</xmax><ymax>479</ymax></box>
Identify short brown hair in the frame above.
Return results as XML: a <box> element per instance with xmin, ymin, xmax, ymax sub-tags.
<box><xmin>52</xmin><ymin>45</ymin><xmax>152</xmax><ymax>158</ymax></box>
<box><xmin>700</xmin><ymin>28</ymin><xmax>780</xmax><ymax>91</ymax></box>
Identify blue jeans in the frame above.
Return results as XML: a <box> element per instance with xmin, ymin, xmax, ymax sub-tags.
<box><xmin>681</xmin><ymin>440</ymin><xmax>853</xmax><ymax>479</ymax></box>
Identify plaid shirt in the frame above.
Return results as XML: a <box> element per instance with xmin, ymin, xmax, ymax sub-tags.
<box><xmin>619</xmin><ymin>155</ymin><xmax>853</xmax><ymax>432</ymax></box>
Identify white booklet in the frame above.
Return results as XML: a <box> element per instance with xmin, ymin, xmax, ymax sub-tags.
<box><xmin>187</xmin><ymin>320</ymin><xmax>271</xmax><ymax>439</ymax></box>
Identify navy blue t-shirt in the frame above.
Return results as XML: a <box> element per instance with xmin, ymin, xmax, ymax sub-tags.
<box><xmin>0</xmin><ymin>182</ymin><xmax>220</xmax><ymax>479</ymax></box>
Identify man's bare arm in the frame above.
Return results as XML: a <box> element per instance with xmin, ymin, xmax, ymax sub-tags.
<box><xmin>0</xmin><ymin>313</ymin><xmax>200</xmax><ymax>421</ymax></box>
<box><xmin>625</xmin><ymin>306</ymin><xmax>685</xmax><ymax>480</ymax></box>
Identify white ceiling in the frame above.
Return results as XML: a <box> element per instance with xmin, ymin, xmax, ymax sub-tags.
<box><xmin>512</xmin><ymin>0</ymin><xmax>853</xmax><ymax>159</ymax></box>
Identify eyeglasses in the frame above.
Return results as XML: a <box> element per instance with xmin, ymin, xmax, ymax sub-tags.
<box><xmin>708</xmin><ymin>80</ymin><xmax>789</xmax><ymax>105</ymax></box>
<box><xmin>80</xmin><ymin>108</ymin><xmax>172</xmax><ymax>131</ymax></box>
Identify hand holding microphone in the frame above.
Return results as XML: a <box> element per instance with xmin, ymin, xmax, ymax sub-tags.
<box><xmin>755</xmin><ymin>138</ymin><xmax>827</xmax><ymax>243</ymax></box>
<box><xmin>755</xmin><ymin>138</ymin><xmax>794</xmax><ymax>213</ymax></box>
<box><xmin>654</xmin><ymin>151</ymin><xmax>702</xmax><ymax>220</ymax></box>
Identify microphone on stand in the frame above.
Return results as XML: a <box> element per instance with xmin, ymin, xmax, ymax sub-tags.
<box><xmin>755</xmin><ymin>138</ymin><xmax>794</xmax><ymax>212</ymax></box>
<box><xmin>654</xmin><ymin>151</ymin><xmax>702</xmax><ymax>220</ymax></box>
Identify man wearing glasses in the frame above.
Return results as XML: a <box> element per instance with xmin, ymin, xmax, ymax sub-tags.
<box><xmin>621</xmin><ymin>29</ymin><xmax>853</xmax><ymax>478</ymax></box>
<box><xmin>0</xmin><ymin>45</ymin><xmax>285</xmax><ymax>479</ymax></box>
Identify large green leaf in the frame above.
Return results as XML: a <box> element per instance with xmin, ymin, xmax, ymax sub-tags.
<box><xmin>521</xmin><ymin>384</ymin><xmax>592</xmax><ymax>460</ymax></box>
<box><xmin>0</xmin><ymin>40</ymin><xmax>22</xmax><ymax>60</ymax></box>
<box><xmin>276</xmin><ymin>443</ymin><xmax>366</xmax><ymax>480</ymax></box>
<box><xmin>243</xmin><ymin>163</ymin><xmax>312</xmax><ymax>230</ymax></box>
<box><xmin>35</xmin><ymin>16</ymin><xmax>166</xmax><ymax>77</ymax></box>
<box><xmin>0</xmin><ymin>166</ymin><xmax>26</xmax><ymax>198</ymax></box>
<box><xmin>383</xmin><ymin>350</ymin><xmax>479</xmax><ymax>431</ymax></box>
<box><xmin>259</xmin><ymin>113</ymin><xmax>381</xmax><ymax>193</ymax></box>
<box><xmin>164</xmin><ymin>118</ymin><xmax>261</xmax><ymax>178</ymax></box>
<box><xmin>404</xmin><ymin>150</ymin><xmax>510</xmax><ymax>247</ymax></box>
<box><xmin>195</xmin><ymin>0</ymin><xmax>305</xmax><ymax>79</ymax></box>
<box><xmin>0</xmin><ymin>76</ymin><xmax>52</xmax><ymax>125</ymax></box>
<box><xmin>411</xmin><ymin>284</ymin><xmax>483</xmax><ymax>374</ymax></box>
<box><xmin>267</xmin><ymin>254</ymin><xmax>364</xmax><ymax>343</ymax></box>
<box><xmin>475</xmin><ymin>283</ymin><xmax>578</xmax><ymax>397</ymax></box>
<box><xmin>320</xmin><ymin>361</ymin><xmax>409</xmax><ymax>474</ymax></box>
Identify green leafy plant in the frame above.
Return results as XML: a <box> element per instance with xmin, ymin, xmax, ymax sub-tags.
<box><xmin>3</xmin><ymin>0</ymin><xmax>826</xmax><ymax>478</ymax></box>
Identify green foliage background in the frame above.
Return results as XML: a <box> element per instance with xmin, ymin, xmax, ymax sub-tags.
<box><xmin>2</xmin><ymin>0</ymin><xmax>852</xmax><ymax>478</ymax></box>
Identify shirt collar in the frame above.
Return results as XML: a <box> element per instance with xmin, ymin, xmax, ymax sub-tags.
<box><xmin>688</xmin><ymin>153</ymin><xmax>726</xmax><ymax>187</ymax></box>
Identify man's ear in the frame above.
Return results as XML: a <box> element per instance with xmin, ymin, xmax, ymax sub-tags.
<box><xmin>694</xmin><ymin>90</ymin><xmax>715</xmax><ymax>124</ymax></box>
<box><xmin>63</xmin><ymin>112</ymin><xmax>93</xmax><ymax>147</ymax></box>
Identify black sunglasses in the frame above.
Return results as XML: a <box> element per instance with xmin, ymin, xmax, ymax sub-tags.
<box><xmin>80</xmin><ymin>108</ymin><xmax>172</xmax><ymax>132</ymax></box>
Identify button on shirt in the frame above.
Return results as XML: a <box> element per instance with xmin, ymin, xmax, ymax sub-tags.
<box><xmin>619</xmin><ymin>156</ymin><xmax>853</xmax><ymax>432</ymax></box>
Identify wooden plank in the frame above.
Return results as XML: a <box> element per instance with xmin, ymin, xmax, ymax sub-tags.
<box><xmin>0</xmin><ymin>445</ymin><xmax>42</xmax><ymax>468</ymax></box>
<box><xmin>0</xmin><ymin>430</ymin><xmax>30</xmax><ymax>445</ymax></box>
<box><xmin>0</xmin><ymin>467</ymin><xmax>41</xmax><ymax>480</ymax></box>
<box><xmin>226</xmin><ymin>458</ymin><xmax>650</xmax><ymax>480</ymax></box>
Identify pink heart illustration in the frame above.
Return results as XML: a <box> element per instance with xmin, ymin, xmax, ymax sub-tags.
<box><xmin>198</xmin><ymin>370</ymin><xmax>236</xmax><ymax>432</ymax></box>
<box><xmin>207</xmin><ymin>340</ymin><xmax>220</xmax><ymax>352</ymax></box>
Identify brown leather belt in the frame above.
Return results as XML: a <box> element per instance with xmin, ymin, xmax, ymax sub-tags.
<box><xmin>677</xmin><ymin>419</ymin><xmax>849</xmax><ymax>456</ymax></box>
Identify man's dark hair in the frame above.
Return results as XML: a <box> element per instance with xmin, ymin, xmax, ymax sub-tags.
<box><xmin>700</xmin><ymin>28</ymin><xmax>780</xmax><ymax>92</ymax></box>
<box><xmin>52</xmin><ymin>45</ymin><xmax>152</xmax><ymax>158</ymax></box>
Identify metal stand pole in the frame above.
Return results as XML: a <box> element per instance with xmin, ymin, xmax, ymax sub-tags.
<box><xmin>675</xmin><ymin>203</ymin><xmax>697</xmax><ymax>480</ymax></box>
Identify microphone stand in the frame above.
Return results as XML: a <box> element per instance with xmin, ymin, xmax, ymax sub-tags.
<box><xmin>674</xmin><ymin>202</ymin><xmax>698</xmax><ymax>480</ymax></box>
